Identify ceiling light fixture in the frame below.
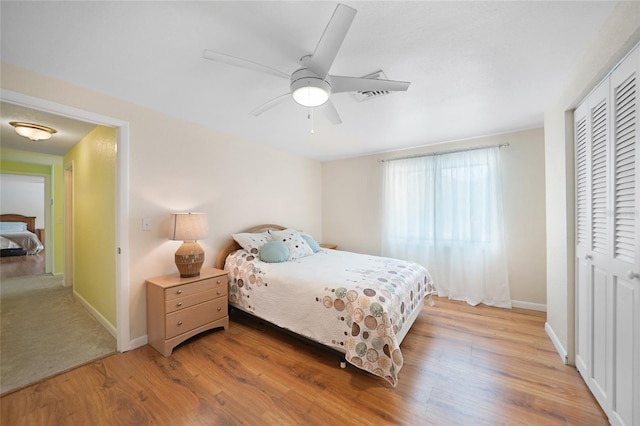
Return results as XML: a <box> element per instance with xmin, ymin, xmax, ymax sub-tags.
<box><xmin>9</xmin><ymin>121</ymin><xmax>57</xmax><ymax>141</ymax></box>
<box><xmin>290</xmin><ymin>69</ymin><xmax>330</xmax><ymax>107</ymax></box>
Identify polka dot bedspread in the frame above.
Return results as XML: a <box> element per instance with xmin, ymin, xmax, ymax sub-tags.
<box><xmin>225</xmin><ymin>248</ymin><xmax>436</xmax><ymax>386</ymax></box>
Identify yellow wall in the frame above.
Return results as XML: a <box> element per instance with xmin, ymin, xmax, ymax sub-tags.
<box><xmin>63</xmin><ymin>126</ymin><xmax>117</xmax><ymax>326</ymax></box>
<box><xmin>0</xmin><ymin>148</ymin><xmax>64</xmax><ymax>274</ymax></box>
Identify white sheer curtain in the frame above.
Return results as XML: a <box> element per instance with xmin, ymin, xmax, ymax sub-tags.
<box><xmin>382</xmin><ymin>147</ymin><xmax>511</xmax><ymax>308</ymax></box>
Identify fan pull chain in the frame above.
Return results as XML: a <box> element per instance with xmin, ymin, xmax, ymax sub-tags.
<box><xmin>308</xmin><ymin>109</ymin><xmax>315</xmax><ymax>134</ymax></box>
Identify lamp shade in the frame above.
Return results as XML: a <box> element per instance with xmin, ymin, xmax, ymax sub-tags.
<box><xmin>171</xmin><ymin>212</ymin><xmax>208</xmax><ymax>241</ymax></box>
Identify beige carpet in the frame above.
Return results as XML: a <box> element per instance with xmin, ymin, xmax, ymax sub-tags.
<box><xmin>0</xmin><ymin>274</ymin><xmax>116</xmax><ymax>394</ymax></box>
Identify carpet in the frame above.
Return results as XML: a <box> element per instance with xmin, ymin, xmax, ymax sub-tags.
<box><xmin>0</xmin><ymin>274</ymin><xmax>116</xmax><ymax>395</ymax></box>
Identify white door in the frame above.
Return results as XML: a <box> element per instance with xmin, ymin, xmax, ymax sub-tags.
<box><xmin>607</xmin><ymin>44</ymin><xmax>639</xmax><ymax>426</ymax></box>
<box><xmin>575</xmin><ymin>44</ymin><xmax>640</xmax><ymax>426</ymax></box>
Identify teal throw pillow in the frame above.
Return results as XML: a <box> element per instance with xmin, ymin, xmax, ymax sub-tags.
<box><xmin>301</xmin><ymin>234</ymin><xmax>321</xmax><ymax>253</ymax></box>
<box><xmin>259</xmin><ymin>241</ymin><xmax>290</xmax><ymax>263</ymax></box>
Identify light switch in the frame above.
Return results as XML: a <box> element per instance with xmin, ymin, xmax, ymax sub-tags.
<box><xmin>142</xmin><ymin>218</ymin><xmax>151</xmax><ymax>231</ymax></box>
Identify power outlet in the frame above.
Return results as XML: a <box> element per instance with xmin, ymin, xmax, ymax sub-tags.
<box><xmin>142</xmin><ymin>218</ymin><xmax>152</xmax><ymax>231</ymax></box>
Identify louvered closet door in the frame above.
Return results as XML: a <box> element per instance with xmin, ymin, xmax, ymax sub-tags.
<box><xmin>574</xmin><ymin>44</ymin><xmax>640</xmax><ymax>426</ymax></box>
<box><xmin>583</xmin><ymin>80</ymin><xmax>612</xmax><ymax>411</ymax></box>
<box><xmin>575</xmin><ymin>99</ymin><xmax>591</xmax><ymax>380</ymax></box>
<box><xmin>607</xmin><ymin>45</ymin><xmax>639</xmax><ymax>426</ymax></box>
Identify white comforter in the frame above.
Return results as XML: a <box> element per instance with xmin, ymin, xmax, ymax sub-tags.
<box><xmin>0</xmin><ymin>231</ymin><xmax>44</xmax><ymax>254</ymax></box>
<box><xmin>225</xmin><ymin>248</ymin><xmax>435</xmax><ymax>386</ymax></box>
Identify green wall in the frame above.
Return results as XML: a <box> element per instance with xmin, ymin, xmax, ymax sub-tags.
<box><xmin>63</xmin><ymin>126</ymin><xmax>117</xmax><ymax>326</ymax></box>
<box><xmin>0</xmin><ymin>148</ymin><xmax>64</xmax><ymax>274</ymax></box>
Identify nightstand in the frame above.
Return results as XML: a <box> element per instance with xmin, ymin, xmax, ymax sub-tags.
<box><xmin>320</xmin><ymin>243</ymin><xmax>338</xmax><ymax>250</ymax></box>
<box><xmin>146</xmin><ymin>267</ymin><xmax>229</xmax><ymax>356</ymax></box>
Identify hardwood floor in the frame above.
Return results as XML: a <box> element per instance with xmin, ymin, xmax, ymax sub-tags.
<box><xmin>0</xmin><ymin>297</ymin><xmax>607</xmax><ymax>425</ymax></box>
<box><xmin>0</xmin><ymin>251</ymin><xmax>45</xmax><ymax>279</ymax></box>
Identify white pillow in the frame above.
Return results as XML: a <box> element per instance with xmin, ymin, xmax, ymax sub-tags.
<box><xmin>232</xmin><ymin>232</ymin><xmax>271</xmax><ymax>255</ymax></box>
<box><xmin>269</xmin><ymin>228</ymin><xmax>314</xmax><ymax>260</ymax></box>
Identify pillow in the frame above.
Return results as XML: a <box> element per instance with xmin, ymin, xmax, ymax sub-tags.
<box><xmin>269</xmin><ymin>228</ymin><xmax>314</xmax><ymax>260</ymax></box>
<box><xmin>0</xmin><ymin>222</ymin><xmax>27</xmax><ymax>232</ymax></box>
<box><xmin>301</xmin><ymin>233</ymin><xmax>321</xmax><ymax>253</ymax></box>
<box><xmin>259</xmin><ymin>241</ymin><xmax>290</xmax><ymax>263</ymax></box>
<box><xmin>232</xmin><ymin>232</ymin><xmax>271</xmax><ymax>255</ymax></box>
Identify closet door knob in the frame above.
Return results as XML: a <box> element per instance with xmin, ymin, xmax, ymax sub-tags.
<box><xmin>627</xmin><ymin>270</ymin><xmax>639</xmax><ymax>280</ymax></box>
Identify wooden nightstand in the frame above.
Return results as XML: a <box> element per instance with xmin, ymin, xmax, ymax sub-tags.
<box><xmin>146</xmin><ymin>267</ymin><xmax>229</xmax><ymax>356</ymax></box>
<box><xmin>320</xmin><ymin>243</ymin><xmax>338</xmax><ymax>250</ymax></box>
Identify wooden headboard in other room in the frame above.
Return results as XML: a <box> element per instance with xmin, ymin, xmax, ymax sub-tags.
<box><xmin>0</xmin><ymin>214</ymin><xmax>36</xmax><ymax>233</ymax></box>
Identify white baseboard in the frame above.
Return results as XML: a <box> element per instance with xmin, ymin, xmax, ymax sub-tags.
<box><xmin>545</xmin><ymin>322</ymin><xmax>569</xmax><ymax>364</ymax></box>
<box><xmin>511</xmin><ymin>300</ymin><xmax>547</xmax><ymax>312</ymax></box>
<box><xmin>128</xmin><ymin>335</ymin><xmax>148</xmax><ymax>351</ymax></box>
<box><xmin>73</xmin><ymin>290</ymin><xmax>117</xmax><ymax>339</ymax></box>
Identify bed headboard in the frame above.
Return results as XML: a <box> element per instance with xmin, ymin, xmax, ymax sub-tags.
<box><xmin>214</xmin><ymin>224</ymin><xmax>286</xmax><ymax>269</ymax></box>
<box><xmin>0</xmin><ymin>214</ymin><xmax>36</xmax><ymax>233</ymax></box>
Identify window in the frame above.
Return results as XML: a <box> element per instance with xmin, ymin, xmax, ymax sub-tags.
<box><xmin>382</xmin><ymin>147</ymin><xmax>511</xmax><ymax>308</ymax></box>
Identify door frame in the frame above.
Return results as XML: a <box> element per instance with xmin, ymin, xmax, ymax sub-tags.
<box><xmin>64</xmin><ymin>162</ymin><xmax>74</xmax><ymax>289</ymax></box>
<box><xmin>1</xmin><ymin>89</ymin><xmax>131</xmax><ymax>352</ymax></box>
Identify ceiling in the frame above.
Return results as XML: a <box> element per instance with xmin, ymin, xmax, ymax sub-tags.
<box><xmin>0</xmin><ymin>102</ymin><xmax>97</xmax><ymax>156</ymax></box>
<box><xmin>0</xmin><ymin>1</ymin><xmax>616</xmax><ymax>161</ymax></box>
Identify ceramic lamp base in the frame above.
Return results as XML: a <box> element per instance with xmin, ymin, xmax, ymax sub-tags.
<box><xmin>175</xmin><ymin>241</ymin><xmax>205</xmax><ymax>278</ymax></box>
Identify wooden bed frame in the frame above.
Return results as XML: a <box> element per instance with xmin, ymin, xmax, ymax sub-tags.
<box><xmin>0</xmin><ymin>214</ymin><xmax>36</xmax><ymax>233</ymax></box>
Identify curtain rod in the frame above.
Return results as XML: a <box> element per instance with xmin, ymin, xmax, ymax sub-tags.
<box><xmin>379</xmin><ymin>143</ymin><xmax>510</xmax><ymax>163</ymax></box>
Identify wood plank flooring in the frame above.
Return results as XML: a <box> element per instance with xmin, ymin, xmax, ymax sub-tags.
<box><xmin>0</xmin><ymin>251</ymin><xmax>45</xmax><ymax>279</ymax></box>
<box><xmin>0</xmin><ymin>297</ymin><xmax>607</xmax><ymax>425</ymax></box>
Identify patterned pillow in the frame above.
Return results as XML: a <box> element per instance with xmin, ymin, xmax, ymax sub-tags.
<box><xmin>269</xmin><ymin>228</ymin><xmax>314</xmax><ymax>260</ymax></box>
<box><xmin>232</xmin><ymin>232</ymin><xmax>271</xmax><ymax>255</ymax></box>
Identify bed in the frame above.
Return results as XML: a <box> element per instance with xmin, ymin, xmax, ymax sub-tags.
<box><xmin>215</xmin><ymin>224</ymin><xmax>436</xmax><ymax>386</ymax></box>
<box><xmin>0</xmin><ymin>214</ymin><xmax>44</xmax><ymax>256</ymax></box>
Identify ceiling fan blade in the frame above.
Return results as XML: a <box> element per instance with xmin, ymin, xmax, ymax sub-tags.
<box><xmin>307</xmin><ymin>4</ymin><xmax>357</xmax><ymax>78</ymax></box>
<box><xmin>203</xmin><ymin>49</ymin><xmax>290</xmax><ymax>80</ymax></box>
<box><xmin>330</xmin><ymin>75</ymin><xmax>411</xmax><ymax>94</ymax></box>
<box><xmin>323</xmin><ymin>100</ymin><xmax>342</xmax><ymax>125</ymax></box>
<box><xmin>249</xmin><ymin>93</ymin><xmax>290</xmax><ymax>116</ymax></box>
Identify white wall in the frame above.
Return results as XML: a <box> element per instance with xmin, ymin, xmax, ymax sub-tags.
<box><xmin>543</xmin><ymin>2</ymin><xmax>640</xmax><ymax>363</ymax></box>
<box><xmin>1</xmin><ymin>62</ymin><xmax>323</xmax><ymax>344</ymax></box>
<box><xmin>322</xmin><ymin>128</ymin><xmax>547</xmax><ymax>308</ymax></box>
<box><xmin>0</xmin><ymin>174</ymin><xmax>45</xmax><ymax>229</ymax></box>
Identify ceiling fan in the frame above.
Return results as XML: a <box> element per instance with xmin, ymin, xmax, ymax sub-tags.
<box><xmin>202</xmin><ymin>3</ymin><xmax>410</xmax><ymax>125</ymax></box>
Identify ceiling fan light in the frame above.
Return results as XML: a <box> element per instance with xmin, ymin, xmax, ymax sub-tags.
<box><xmin>290</xmin><ymin>74</ymin><xmax>331</xmax><ymax>107</ymax></box>
<box><xmin>9</xmin><ymin>121</ymin><xmax>57</xmax><ymax>141</ymax></box>
<box><xmin>292</xmin><ymin>84</ymin><xmax>329</xmax><ymax>107</ymax></box>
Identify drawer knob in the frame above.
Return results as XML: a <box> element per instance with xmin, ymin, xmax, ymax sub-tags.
<box><xmin>177</xmin><ymin>289</ymin><xmax>183</xmax><ymax>295</ymax></box>
<box><xmin>217</xmin><ymin>290</ymin><xmax>221</xmax><ymax>295</ymax></box>
<box><xmin>177</xmin><ymin>302</ymin><xmax>182</xmax><ymax>307</ymax></box>
<box><xmin>217</xmin><ymin>306</ymin><xmax>222</xmax><ymax>311</ymax></box>
<box><xmin>177</xmin><ymin>321</ymin><xmax>183</xmax><ymax>326</ymax></box>
<box><xmin>217</xmin><ymin>279</ymin><xmax>221</xmax><ymax>284</ymax></box>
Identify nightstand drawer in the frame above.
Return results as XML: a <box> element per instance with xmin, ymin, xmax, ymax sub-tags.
<box><xmin>165</xmin><ymin>298</ymin><xmax>228</xmax><ymax>339</ymax></box>
<box><xmin>165</xmin><ymin>287</ymin><xmax>226</xmax><ymax>313</ymax></box>
<box><xmin>165</xmin><ymin>275</ymin><xmax>228</xmax><ymax>301</ymax></box>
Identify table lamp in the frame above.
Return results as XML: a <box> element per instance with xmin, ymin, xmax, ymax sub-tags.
<box><xmin>170</xmin><ymin>212</ymin><xmax>208</xmax><ymax>278</ymax></box>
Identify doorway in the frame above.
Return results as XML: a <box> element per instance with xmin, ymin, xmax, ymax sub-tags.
<box><xmin>0</xmin><ymin>89</ymin><xmax>130</xmax><ymax>352</ymax></box>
